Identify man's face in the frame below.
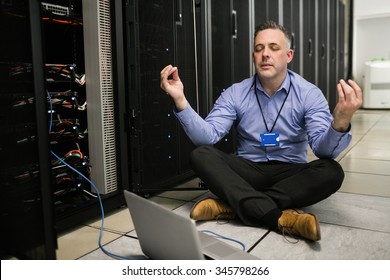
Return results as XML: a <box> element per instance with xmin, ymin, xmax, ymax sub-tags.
<box><xmin>252</xmin><ymin>29</ymin><xmax>293</xmax><ymax>82</ymax></box>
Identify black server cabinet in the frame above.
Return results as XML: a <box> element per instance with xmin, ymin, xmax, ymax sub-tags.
<box><xmin>302</xmin><ymin>0</ymin><xmax>316</xmax><ymax>84</ymax></box>
<box><xmin>125</xmin><ymin>0</ymin><xmax>199</xmax><ymax>193</ymax></box>
<box><xmin>328</xmin><ymin>0</ymin><xmax>339</xmax><ymax>111</ymax></box>
<box><xmin>0</xmin><ymin>0</ymin><xmax>56</xmax><ymax>259</ymax></box>
<box><xmin>317</xmin><ymin>0</ymin><xmax>328</xmax><ymax>100</ymax></box>
<box><xmin>209</xmin><ymin>0</ymin><xmax>252</xmax><ymax>153</ymax></box>
<box><xmin>327</xmin><ymin>0</ymin><xmax>345</xmax><ymax>111</ymax></box>
<box><xmin>338</xmin><ymin>1</ymin><xmax>346</xmax><ymax>81</ymax></box>
<box><xmin>208</xmin><ymin>0</ymin><xmax>237</xmax><ymax>154</ymax></box>
<box><xmin>41</xmin><ymin>0</ymin><xmax>92</xmax><ymax>226</ymax></box>
<box><xmin>211</xmin><ymin>0</ymin><xmax>234</xmax><ymax>97</ymax></box>
<box><xmin>283</xmin><ymin>0</ymin><xmax>301</xmax><ymax>74</ymax></box>
<box><xmin>254</xmin><ymin>0</ymin><xmax>280</xmax><ymax>25</ymax></box>
<box><xmin>39</xmin><ymin>0</ymin><xmax>126</xmax><ymax>232</ymax></box>
<box><xmin>233</xmin><ymin>0</ymin><xmax>252</xmax><ymax>83</ymax></box>
<box><xmin>1</xmin><ymin>0</ymin><xmax>128</xmax><ymax>253</ymax></box>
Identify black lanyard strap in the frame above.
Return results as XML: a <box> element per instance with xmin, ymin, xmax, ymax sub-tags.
<box><xmin>253</xmin><ymin>75</ymin><xmax>292</xmax><ymax>133</ymax></box>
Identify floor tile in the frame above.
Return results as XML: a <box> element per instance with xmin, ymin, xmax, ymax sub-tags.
<box><xmin>361</xmin><ymin>133</ymin><xmax>390</xmax><ymax>143</ymax></box>
<box><xmin>350</xmin><ymin>121</ymin><xmax>377</xmax><ymax>134</ymax></box>
<box><xmin>302</xmin><ymin>192</ymin><xmax>390</xmax><ymax>233</ymax></box>
<box><xmin>340</xmin><ymin>157</ymin><xmax>390</xmax><ymax>176</ymax></box>
<box><xmin>345</xmin><ymin>146</ymin><xmax>390</xmax><ymax>161</ymax></box>
<box><xmin>87</xmin><ymin>207</ymin><xmax>134</xmax><ymax>234</ymax></box>
<box><xmin>340</xmin><ymin>172</ymin><xmax>390</xmax><ymax>197</ymax></box>
<box><xmin>78</xmin><ymin>235</ymin><xmax>145</xmax><ymax>260</ymax></box>
<box><xmin>367</xmin><ymin>128</ymin><xmax>390</xmax><ymax>137</ymax></box>
<box><xmin>353</xmin><ymin>140</ymin><xmax>390</xmax><ymax>150</ymax></box>
<box><xmin>149</xmin><ymin>195</ymin><xmax>188</xmax><ymax>210</ymax></box>
<box><xmin>56</xmin><ymin>226</ymin><xmax>122</xmax><ymax>260</ymax></box>
<box><xmin>249</xmin><ymin>223</ymin><xmax>390</xmax><ymax>260</ymax></box>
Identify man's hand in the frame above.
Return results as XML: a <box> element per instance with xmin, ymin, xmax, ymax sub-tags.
<box><xmin>332</xmin><ymin>79</ymin><xmax>363</xmax><ymax>132</ymax></box>
<box><xmin>160</xmin><ymin>65</ymin><xmax>188</xmax><ymax>111</ymax></box>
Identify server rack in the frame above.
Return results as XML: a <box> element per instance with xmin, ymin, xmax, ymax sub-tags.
<box><xmin>328</xmin><ymin>0</ymin><xmax>342</xmax><ymax>111</ymax></box>
<box><xmin>1</xmin><ymin>0</ymin><xmax>128</xmax><ymax>259</ymax></box>
<box><xmin>42</xmin><ymin>0</ymin><xmax>126</xmax><ymax>231</ymax></box>
<box><xmin>233</xmin><ymin>0</ymin><xmax>252</xmax><ymax>82</ymax></box>
<box><xmin>254</xmin><ymin>0</ymin><xmax>280</xmax><ymax>24</ymax></box>
<box><xmin>338</xmin><ymin>1</ymin><xmax>346</xmax><ymax>82</ymax></box>
<box><xmin>316</xmin><ymin>0</ymin><xmax>328</xmax><ymax>99</ymax></box>
<box><xmin>283</xmin><ymin>0</ymin><xmax>301</xmax><ymax>74</ymax></box>
<box><xmin>0</xmin><ymin>0</ymin><xmax>56</xmax><ymax>259</ymax></box>
<box><xmin>125</xmin><ymin>0</ymin><xmax>202</xmax><ymax>194</ymax></box>
<box><xmin>41</xmin><ymin>0</ymin><xmax>93</xmax><ymax>223</ymax></box>
<box><xmin>207</xmin><ymin>0</ymin><xmax>238</xmax><ymax>154</ymax></box>
<box><xmin>301</xmin><ymin>0</ymin><xmax>316</xmax><ymax>84</ymax></box>
<box><xmin>208</xmin><ymin>0</ymin><xmax>252</xmax><ymax>153</ymax></box>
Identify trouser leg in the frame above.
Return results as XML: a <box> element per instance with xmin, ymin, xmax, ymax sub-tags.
<box><xmin>190</xmin><ymin>145</ymin><xmax>279</xmax><ymax>226</ymax></box>
<box><xmin>190</xmin><ymin>146</ymin><xmax>344</xmax><ymax>229</ymax></box>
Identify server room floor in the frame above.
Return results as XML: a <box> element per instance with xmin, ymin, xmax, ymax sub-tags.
<box><xmin>56</xmin><ymin>109</ymin><xmax>390</xmax><ymax>260</ymax></box>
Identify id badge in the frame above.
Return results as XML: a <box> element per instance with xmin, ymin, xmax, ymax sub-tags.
<box><xmin>260</xmin><ymin>132</ymin><xmax>280</xmax><ymax>147</ymax></box>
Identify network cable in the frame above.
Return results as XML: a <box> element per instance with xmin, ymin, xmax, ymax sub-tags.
<box><xmin>48</xmin><ymin>89</ymin><xmax>145</xmax><ymax>260</ymax></box>
<box><xmin>48</xmin><ymin>90</ymin><xmax>246</xmax><ymax>259</ymax></box>
<box><xmin>199</xmin><ymin>230</ymin><xmax>246</xmax><ymax>251</ymax></box>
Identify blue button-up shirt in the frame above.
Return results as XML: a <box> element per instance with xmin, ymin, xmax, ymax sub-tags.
<box><xmin>175</xmin><ymin>70</ymin><xmax>351</xmax><ymax>163</ymax></box>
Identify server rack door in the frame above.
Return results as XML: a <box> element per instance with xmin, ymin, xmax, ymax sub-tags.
<box><xmin>283</xmin><ymin>0</ymin><xmax>301</xmax><ymax>74</ymax></box>
<box><xmin>338</xmin><ymin>0</ymin><xmax>346</xmax><ymax>81</ymax></box>
<box><xmin>175</xmin><ymin>0</ymin><xmax>198</xmax><ymax>175</ymax></box>
<box><xmin>211</xmin><ymin>0</ymin><xmax>234</xmax><ymax>102</ymax></box>
<box><xmin>233</xmin><ymin>0</ymin><xmax>252</xmax><ymax>83</ymax></box>
<box><xmin>254</xmin><ymin>0</ymin><xmax>280</xmax><ymax>26</ymax></box>
<box><xmin>328</xmin><ymin>0</ymin><xmax>338</xmax><ymax>112</ymax></box>
<box><xmin>127</xmin><ymin>0</ymin><xmax>198</xmax><ymax>193</ymax></box>
<box><xmin>210</xmin><ymin>0</ymin><xmax>236</xmax><ymax>154</ymax></box>
<box><xmin>267</xmin><ymin>0</ymin><xmax>280</xmax><ymax>22</ymax></box>
<box><xmin>0</xmin><ymin>0</ymin><xmax>56</xmax><ymax>259</ymax></box>
<box><xmin>255</xmin><ymin>0</ymin><xmax>268</xmax><ymax>26</ymax></box>
<box><xmin>317</xmin><ymin>0</ymin><xmax>328</xmax><ymax>100</ymax></box>
<box><xmin>138</xmin><ymin>0</ymin><xmax>177</xmax><ymax>190</ymax></box>
<box><xmin>330</xmin><ymin>0</ymin><xmax>345</xmax><ymax>112</ymax></box>
<box><xmin>302</xmin><ymin>0</ymin><xmax>316</xmax><ymax>84</ymax></box>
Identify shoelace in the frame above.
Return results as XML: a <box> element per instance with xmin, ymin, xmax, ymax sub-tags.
<box><xmin>279</xmin><ymin>209</ymin><xmax>302</xmax><ymax>244</ymax></box>
<box><xmin>215</xmin><ymin>211</ymin><xmax>235</xmax><ymax>224</ymax></box>
<box><xmin>280</xmin><ymin>226</ymin><xmax>300</xmax><ymax>244</ymax></box>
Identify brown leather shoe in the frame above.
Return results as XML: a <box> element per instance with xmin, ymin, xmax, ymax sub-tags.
<box><xmin>190</xmin><ymin>198</ymin><xmax>235</xmax><ymax>221</ymax></box>
<box><xmin>278</xmin><ymin>209</ymin><xmax>321</xmax><ymax>241</ymax></box>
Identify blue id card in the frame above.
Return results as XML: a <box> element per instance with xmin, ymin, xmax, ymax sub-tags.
<box><xmin>260</xmin><ymin>132</ymin><xmax>280</xmax><ymax>147</ymax></box>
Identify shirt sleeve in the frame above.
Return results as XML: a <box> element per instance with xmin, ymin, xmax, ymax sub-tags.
<box><xmin>174</xmin><ymin>90</ymin><xmax>236</xmax><ymax>146</ymax></box>
<box><xmin>305</xmin><ymin>88</ymin><xmax>352</xmax><ymax>159</ymax></box>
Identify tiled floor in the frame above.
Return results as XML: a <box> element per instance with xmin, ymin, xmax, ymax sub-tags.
<box><xmin>56</xmin><ymin>109</ymin><xmax>390</xmax><ymax>260</ymax></box>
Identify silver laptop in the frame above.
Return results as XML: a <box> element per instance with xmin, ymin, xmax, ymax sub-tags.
<box><xmin>123</xmin><ymin>190</ymin><xmax>259</xmax><ymax>260</ymax></box>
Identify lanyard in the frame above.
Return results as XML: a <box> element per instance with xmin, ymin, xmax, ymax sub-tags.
<box><xmin>253</xmin><ymin>74</ymin><xmax>292</xmax><ymax>133</ymax></box>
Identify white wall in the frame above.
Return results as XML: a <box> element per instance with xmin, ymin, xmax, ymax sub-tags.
<box><xmin>353</xmin><ymin>0</ymin><xmax>390</xmax><ymax>86</ymax></box>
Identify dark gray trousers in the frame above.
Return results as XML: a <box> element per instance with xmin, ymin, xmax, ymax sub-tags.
<box><xmin>189</xmin><ymin>145</ymin><xmax>344</xmax><ymax>229</ymax></box>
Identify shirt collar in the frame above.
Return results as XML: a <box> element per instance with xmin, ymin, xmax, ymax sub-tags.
<box><xmin>255</xmin><ymin>71</ymin><xmax>291</xmax><ymax>96</ymax></box>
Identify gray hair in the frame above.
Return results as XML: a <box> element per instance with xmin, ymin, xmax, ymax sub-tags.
<box><xmin>254</xmin><ymin>20</ymin><xmax>292</xmax><ymax>50</ymax></box>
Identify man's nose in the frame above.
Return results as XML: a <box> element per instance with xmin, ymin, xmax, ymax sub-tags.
<box><xmin>262</xmin><ymin>47</ymin><xmax>270</xmax><ymax>58</ymax></box>
<box><xmin>262</xmin><ymin>50</ymin><xmax>270</xmax><ymax>60</ymax></box>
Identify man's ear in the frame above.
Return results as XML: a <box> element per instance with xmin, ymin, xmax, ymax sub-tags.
<box><xmin>287</xmin><ymin>49</ymin><xmax>294</xmax><ymax>64</ymax></box>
